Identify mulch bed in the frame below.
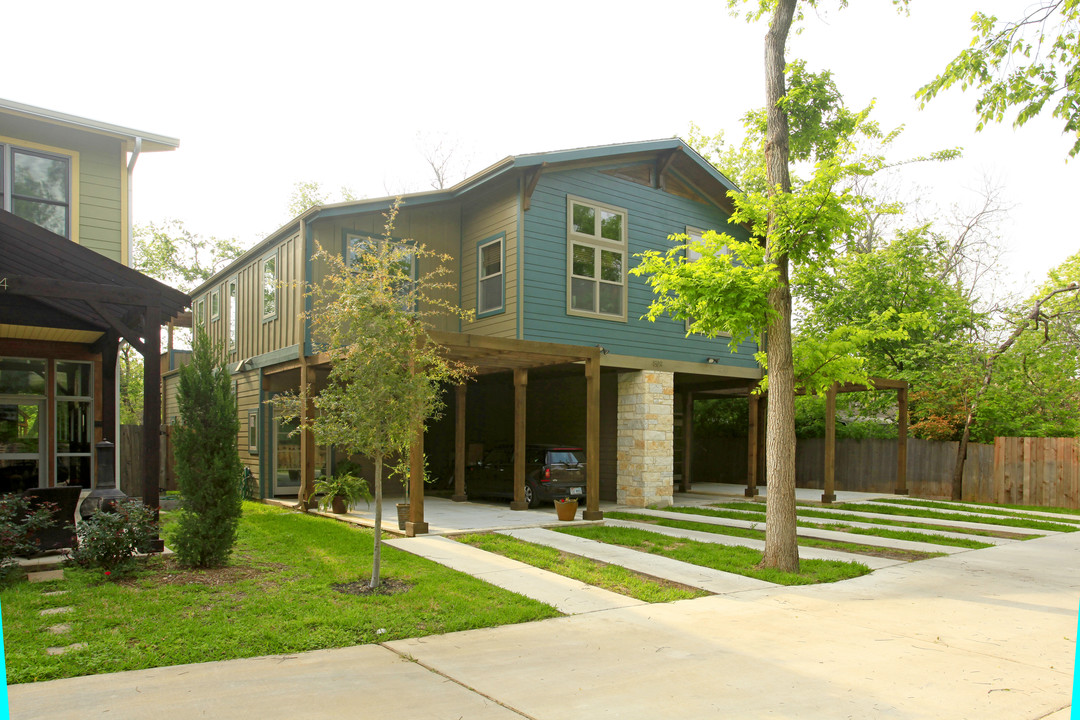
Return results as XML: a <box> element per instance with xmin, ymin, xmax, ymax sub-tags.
<box><xmin>332</xmin><ymin>577</ymin><xmax>413</xmax><ymax>596</ymax></box>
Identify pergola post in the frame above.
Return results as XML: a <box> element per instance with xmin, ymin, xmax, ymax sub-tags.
<box><xmin>896</xmin><ymin>386</ymin><xmax>909</xmax><ymax>495</ymax></box>
<box><xmin>583</xmin><ymin>356</ymin><xmax>603</xmax><ymax>520</ymax></box>
<box><xmin>142</xmin><ymin>304</ymin><xmax>163</xmax><ymax>551</ymax></box>
<box><xmin>452</xmin><ymin>383</ymin><xmax>467</xmax><ymax>502</ymax></box>
<box><xmin>822</xmin><ymin>383</ymin><xmax>837</xmax><ymax>503</ymax></box>
<box><xmin>299</xmin><ymin>361</ymin><xmax>315</xmax><ymax>508</ymax></box>
<box><xmin>510</xmin><ymin>368</ymin><xmax>529</xmax><ymax>510</ymax></box>
<box><xmin>406</xmin><ymin>422</ymin><xmax>428</xmax><ymax>535</ymax></box>
<box><xmin>746</xmin><ymin>392</ymin><xmax>759</xmax><ymax>497</ymax></box>
<box><xmin>680</xmin><ymin>391</ymin><xmax>693</xmax><ymax>493</ymax></box>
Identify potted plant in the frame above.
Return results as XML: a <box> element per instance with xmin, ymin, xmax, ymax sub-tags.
<box><xmin>554</xmin><ymin>496</ymin><xmax>578</xmax><ymax>521</ymax></box>
<box><xmin>313</xmin><ymin>473</ymin><xmax>371</xmax><ymax>514</ymax></box>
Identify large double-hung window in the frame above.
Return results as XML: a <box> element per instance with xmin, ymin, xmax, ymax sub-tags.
<box><xmin>0</xmin><ymin>142</ymin><xmax>72</xmax><ymax>238</ymax></box>
<box><xmin>567</xmin><ymin>196</ymin><xmax>627</xmax><ymax>321</ymax></box>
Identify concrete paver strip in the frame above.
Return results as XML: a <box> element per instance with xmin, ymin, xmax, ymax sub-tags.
<box><xmin>602</xmin><ymin>518</ymin><xmax>903</xmax><ymax>570</ymax></box>
<box><xmin>10</xmin><ymin>644</ymin><xmax>526</xmax><ymax>720</ymax></box>
<box><xmin>498</xmin><ymin>526</ymin><xmax>776</xmax><ymax>593</ymax></box>
<box><xmin>796</xmin><ymin>505</ymin><xmax>1054</xmax><ymax>537</ymax></box>
<box><xmin>385</xmin><ymin>535</ymin><xmax>643</xmax><ymax>614</ymax></box>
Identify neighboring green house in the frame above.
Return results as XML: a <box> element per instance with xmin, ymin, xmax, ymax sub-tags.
<box><xmin>172</xmin><ymin>139</ymin><xmax>762</xmax><ymax>530</ymax></box>
<box><xmin>0</xmin><ymin>99</ymin><xmax>185</xmax><ymax>503</ymax></box>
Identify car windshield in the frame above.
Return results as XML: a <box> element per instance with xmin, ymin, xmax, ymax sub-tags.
<box><xmin>547</xmin><ymin>450</ymin><xmax>584</xmax><ymax>466</ymax></box>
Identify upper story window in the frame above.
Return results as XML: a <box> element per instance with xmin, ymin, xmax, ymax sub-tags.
<box><xmin>210</xmin><ymin>289</ymin><xmax>220</xmax><ymax>321</ymax></box>
<box><xmin>0</xmin><ymin>143</ymin><xmax>72</xmax><ymax>238</ymax></box>
<box><xmin>685</xmin><ymin>226</ymin><xmax>730</xmax><ymax>337</ymax></box>
<box><xmin>195</xmin><ymin>298</ymin><xmax>205</xmax><ymax>332</ymax></box>
<box><xmin>477</xmin><ymin>234</ymin><xmax>504</xmax><ymax>317</ymax></box>
<box><xmin>262</xmin><ymin>253</ymin><xmax>277</xmax><ymax>320</ymax></box>
<box><xmin>227</xmin><ymin>277</ymin><xmax>238</xmax><ymax>352</ymax></box>
<box><xmin>567</xmin><ymin>196</ymin><xmax>626</xmax><ymax>321</ymax></box>
<box><xmin>346</xmin><ymin>232</ymin><xmax>416</xmax><ymax>310</ymax></box>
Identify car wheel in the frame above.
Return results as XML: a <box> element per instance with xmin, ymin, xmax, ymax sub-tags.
<box><xmin>524</xmin><ymin>483</ymin><xmax>539</xmax><ymax>508</ymax></box>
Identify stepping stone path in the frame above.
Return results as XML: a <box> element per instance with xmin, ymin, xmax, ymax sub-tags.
<box><xmin>39</xmin><ymin>606</ymin><xmax>73</xmax><ymax>617</ymax></box>
<box><xmin>31</xmin><ymin>572</ymin><xmax>82</xmax><ymax>658</ymax></box>
<box><xmin>47</xmin><ymin>624</ymin><xmax>71</xmax><ymax>635</ymax></box>
<box><xmin>27</xmin><ymin>569</ymin><xmax>64</xmax><ymax>584</ymax></box>
<box><xmin>45</xmin><ymin>643</ymin><xmax>86</xmax><ymax>656</ymax></box>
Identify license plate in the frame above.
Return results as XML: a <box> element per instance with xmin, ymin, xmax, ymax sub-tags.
<box><xmin>570</xmin><ymin>487</ymin><xmax>583</xmax><ymax>496</ymax></box>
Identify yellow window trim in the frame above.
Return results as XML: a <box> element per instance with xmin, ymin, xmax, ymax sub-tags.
<box><xmin>0</xmin><ymin>134</ymin><xmax>81</xmax><ymax>245</ymax></box>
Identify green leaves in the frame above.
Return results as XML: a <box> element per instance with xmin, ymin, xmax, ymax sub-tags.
<box><xmin>918</xmin><ymin>1</ymin><xmax>1080</xmax><ymax>157</ymax></box>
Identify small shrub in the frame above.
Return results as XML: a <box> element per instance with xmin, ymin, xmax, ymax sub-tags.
<box><xmin>0</xmin><ymin>494</ymin><xmax>58</xmax><ymax>580</ymax></box>
<box><xmin>69</xmin><ymin>499</ymin><xmax>157</xmax><ymax>578</ymax></box>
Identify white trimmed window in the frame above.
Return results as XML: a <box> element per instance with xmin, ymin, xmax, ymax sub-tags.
<box><xmin>195</xmin><ymin>298</ymin><xmax>205</xmax><ymax>332</ymax></box>
<box><xmin>346</xmin><ymin>232</ymin><xmax>416</xmax><ymax>311</ymax></box>
<box><xmin>477</xmin><ymin>235</ymin><xmax>504</xmax><ymax>316</ymax></box>
<box><xmin>210</xmin><ymin>289</ymin><xmax>220</xmax><ymax>321</ymax></box>
<box><xmin>262</xmin><ymin>253</ymin><xmax>277</xmax><ymax>320</ymax></box>
<box><xmin>227</xmin><ymin>277</ymin><xmax>238</xmax><ymax>351</ymax></box>
<box><xmin>567</xmin><ymin>196</ymin><xmax>626</xmax><ymax>320</ymax></box>
<box><xmin>0</xmin><ymin>143</ymin><xmax>72</xmax><ymax>238</ymax></box>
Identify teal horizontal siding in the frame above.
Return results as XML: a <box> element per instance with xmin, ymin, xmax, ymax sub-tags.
<box><xmin>522</xmin><ymin>166</ymin><xmax>759</xmax><ymax>369</ymax></box>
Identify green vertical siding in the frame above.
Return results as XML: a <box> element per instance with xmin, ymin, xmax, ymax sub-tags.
<box><xmin>522</xmin><ymin>166</ymin><xmax>759</xmax><ymax>368</ymax></box>
<box><xmin>461</xmin><ymin>181</ymin><xmax>518</xmax><ymax>338</ymax></box>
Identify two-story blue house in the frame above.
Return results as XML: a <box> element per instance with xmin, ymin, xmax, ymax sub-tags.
<box><xmin>174</xmin><ymin>139</ymin><xmax>762</xmax><ymax>534</ymax></box>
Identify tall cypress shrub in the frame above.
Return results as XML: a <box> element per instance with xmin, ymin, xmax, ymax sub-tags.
<box><xmin>173</xmin><ymin>328</ymin><xmax>243</xmax><ymax>567</ymax></box>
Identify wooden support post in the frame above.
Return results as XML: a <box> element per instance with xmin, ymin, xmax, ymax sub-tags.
<box><xmin>453</xmin><ymin>383</ymin><xmax>467</xmax><ymax>502</ymax></box>
<box><xmin>510</xmin><ymin>368</ymin><xmax>529</xmax><ymax>510</ymax></box>
<box><xmin>680</xmin><ymin>391</ymin><xmax>693</xmax><ymax>493</ymax></box>
<box><xmin>299</xmin><ymin>361</ymin><xmax>315</xmax><ymax>508</ymax></box>
<box><xmin>406</xmin><ymin>422</ymin><xmax>428</xmax><ymax>535</ymax></box>
<box><xmin>583</xmin><ymin>356</ymin><xmax>603</xmax><ymax>520</ymax></box>
<box><xmin>746</xmin><ymin>392</ymin><xmax>758</xmax><ymax>497</ymax></box>
<box><xmin>822</xmin><ymin>383</ymin><xmax>837</xmax><ymax>503</ymax></box>
<box><xmin>896</xmin><ymin>386</ymin><xmax>909</xmax><ymax>495</ymax></box>
<box><xmin>142</xmin><ymin>304</ymin><xmax>163</xmax><ymax>551</ymax></box>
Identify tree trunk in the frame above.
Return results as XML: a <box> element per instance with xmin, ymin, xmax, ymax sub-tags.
<box><xmin>370</xmin><ymin>454</ymin><xmax>383</xmax><ymax>589</ymax></box>
<box><xmin>760</xmin><ymin>0</ymin><xmax>800</xmax><ymax>573</ymax></box>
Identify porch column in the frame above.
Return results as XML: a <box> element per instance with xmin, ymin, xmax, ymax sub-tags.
<box><xmin>510</xmin><ymin>368</ymin><xmax>528</xmax><ymax>510</ymax></box>
<box><xmin>452</xmin><ymin>383</ymin><xmax>467</xmax><ymax>502</ymax></box>
<box><xmin>299</xmin><ymin>361</ymin><xmax>315</xmax><ymax>507</ymax></box>
<box><xmin>896</xmin><ymin>386</ymin><xmax>909</xmax><ymax>495</ymax></box>
<box><xmin>406</xmin><ymin>422</ymin><xmax>428</xmax><ymax>535</ymax></box>
<box><xmin>142</xmin><ymin>304</ymin><xmax>163</xmax><ymax>552</ymax></box>
<box><xmin>583</xmin><ymin>356</ymin><xmax>603</xmax><ymax>520</ymax></box>
<box><xmin>822</xmin><ymin>383</ymin><xmax>837</xmax><ymax>503</ymax></box>
<box><xmin>746</xmin><ymin>392</ymin><xmax>759</xmax><ymax>497</ymax></box>
<box><xmin>680</xmin><ymin>391</ymin><xmax>693</xmax><ymax>493</ymax></box>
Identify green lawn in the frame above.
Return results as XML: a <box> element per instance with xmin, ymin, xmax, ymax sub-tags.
<box><xmin>1</xmin><ymin>502</ymin><xmax>559</xmax><ymax>684</ymax></box>
<box><xmin>825</xmin><ymin>502</ymin><xmax>1077</xmax><ymax>533</ymax></box>
<box><xmin>876</xmin><ymin>497</ymin><xmax>1080</xmax><ymax>523</ymax></box>
<box><xmin>456</xmin><ymin>533</ymin><xmax>707</xmax><ymax>603</ymax></box>
<box><xmin>554</xmin><ymin>525</ymin><xmax>871</xmax><ymax>585</ymax></box>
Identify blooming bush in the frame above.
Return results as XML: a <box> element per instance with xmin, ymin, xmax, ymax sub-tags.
<box><xmin>0</xmin><ymin>493</ymin><xmax>58</xmax><ymax>580</ymax></box>
<box><xmin>69</xmin><ymin>499</ymin><xmax>158</xmax><ymax>578</ymax></box>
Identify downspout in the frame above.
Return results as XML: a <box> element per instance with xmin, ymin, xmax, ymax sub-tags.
<box><xmin>126</xmin><ymin>136</ymin><xmax>142</xmax><ymax>268</ymax></box>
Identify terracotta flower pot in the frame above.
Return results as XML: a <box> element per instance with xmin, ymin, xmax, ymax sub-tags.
<box><xmin>555</xmin><ymin>499</ymin><xmax>578</xmax><ymax>521</ymax></box>
<box><xmin>331</xmin><ymin>495</ymin><xmax>349</xmax><ymax>514</ymax></box>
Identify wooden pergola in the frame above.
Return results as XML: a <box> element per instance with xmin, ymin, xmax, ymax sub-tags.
<box><xmin>0</xmin><ymin>211</ymin><xmax>190</xmax><ymax>532</ymax></box>
<box><xmin>303</xmin><ymin>330</ymin><xmax>604</xmax><ymax>535</ymax></box>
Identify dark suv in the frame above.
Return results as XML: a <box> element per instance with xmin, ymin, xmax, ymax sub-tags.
<box><xmin>465</xmin><ymin>444</ymin><xmax>586</xmax><ymax>508</ymax></box>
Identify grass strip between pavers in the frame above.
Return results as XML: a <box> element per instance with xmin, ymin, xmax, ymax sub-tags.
<box><xmin>607</xmin><ymin>512</ymin><xmax>947</xmax><ymax>562</ymax></box>
<box><xmin>875</xmin><ymin>497</ymin><xmax>1080</xmax><ymax>523</ymax></box>
<box><xmin>666</xmin><ymin>506</ymin><xmax>993</xmax><ymax>549</ymax></box>
<box><xmin>824</xmin><ymin>502</ymin><xmax>1077</xmax><ymax>533</ymax></box>
<box><xmin>555</xmin><ymin>524</ymin><xmax>871</xmax><ymax>585</ymax></box>
<box><xmin>713</xmin><ymin>502</ymin><xmax>1019</xmax><ymax>541</ymax></box>
<box><xmin>455</xmin><ymin>533</ymin><xmax>708</xmax><ymax>602</ymax></box>
<box><xmin>0</xmin><ymin>502</ymin><xmax>560</xmax><ymax>684</ymax></box>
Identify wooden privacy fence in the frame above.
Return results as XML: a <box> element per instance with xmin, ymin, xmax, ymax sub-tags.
<box><xmin>994</xmin><ymin>437</ymin><xmax>1079</xmax><ymax>508</ymax></box>
<box><xmin>119</xmin><ymin>424</ymin><xmax>144</xmax><ymax>497</ymax></box>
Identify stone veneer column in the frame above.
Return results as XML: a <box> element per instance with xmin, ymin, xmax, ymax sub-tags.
<box><xmin>617</xmin><ymin>370</ymin><xmax>674</xmax><ymax>507</ymax></box>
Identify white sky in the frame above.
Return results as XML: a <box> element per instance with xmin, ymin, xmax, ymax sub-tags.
<box><xmin>7</xmin><ymin>0</ymin><xmax>1077</xmax><ymax>293</ymax></box>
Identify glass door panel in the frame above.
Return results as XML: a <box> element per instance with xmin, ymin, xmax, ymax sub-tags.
<box><xmin>0</xmin><ymin>399</ymin><xmax>44</xmax><ymax>493</ymax></box>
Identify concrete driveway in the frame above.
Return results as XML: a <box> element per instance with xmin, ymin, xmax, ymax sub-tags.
<box><xmin>9</xmin><ymin>519</ymin><xmax>1077</xmax><ymax>719</ymax></box>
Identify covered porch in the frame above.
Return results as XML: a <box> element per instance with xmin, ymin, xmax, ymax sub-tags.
<box><xmin>0</xmin><ymin>210</ymin><xmax>189</xmax><ymax>522</ymax></box>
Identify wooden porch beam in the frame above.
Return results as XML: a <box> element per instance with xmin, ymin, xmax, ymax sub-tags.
<box><xmin>680</xmin><ymin>391</ymin><xmax>693</xmax><ymax>493</ymax></box>
<box><xmin>896</xmin><ymin>387</ymin><xmax>909</xmax><ymax>495</ymax></box>
<box><xmin>453</xmin><ymin>383</ymin><xmax>467</xmax><ymax>502</ymax></box>
<box><xmin>142</xmin><ymin>304</ymin><xmax>163</xmax><ymax>552</ymax></box>
<box><xmin>510</xmin><ymin>368</ymin><xmax>529</xmax><ymax>511</ymax></box>
<box><xmin>1</xmin><ymin>274</ymin><xmax>156</xmax><ymax>305</ymax></box>
<box><xmin>822</xmin><ymin>383</ymin><xmax>837</xmax><ymax>503</ymax></box>
<box><xmin>583</xmin><ymin>356</ymin><xmax>602</xmax><ymax>520</ymax></box>
<box><xmin>406</xmin><ymin>422</ymin><xmax>428</xmax><ymax>535</ymax></box>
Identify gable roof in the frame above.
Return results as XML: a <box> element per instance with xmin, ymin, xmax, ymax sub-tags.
<box><xmin>193</xmin><ymin>138</ymin><xmax>740</xmax><ymax>295</ymax></box>
<box><xmin>0</xmin><ymin>210</ymin><xmax>190</xmax><ymax>346</ymax></box>
<box><xmin>0</xmin><ymin>97</ymin><xmax>180</xmax><ymax>153</ymax></box>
